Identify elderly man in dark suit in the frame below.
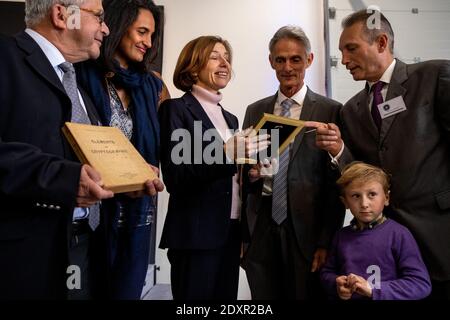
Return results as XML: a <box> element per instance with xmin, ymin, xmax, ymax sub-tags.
<box><xmin>315</xmin><ymin>9</ymin><xmax>450</xmax><ymax>299</ymax></box>
<box><xmin>0</xmin><ymin>0</ymin><xmax>115</xmax><ymax>299</ymax></box>
<box><xmin>241</xmin><ymin>25</ymin><xmax>345</xmax><ymax>300</ymax></box>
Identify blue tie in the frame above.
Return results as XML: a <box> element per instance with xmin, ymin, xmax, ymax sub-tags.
<box><xmin>271</xmin><ymin>99</ymin><xmax>295</xmax><ymax>225</ymax></box>
<box><xmin>279</xmin><ymin>98</ymin><xmax>294</xmax><ymax>118</ymax></box>
<box><xmin>60</xmin><ymin>62</ymin><xmax>100</xmax><ymax>230</ymax></box>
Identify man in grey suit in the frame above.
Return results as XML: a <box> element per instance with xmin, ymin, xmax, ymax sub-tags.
<box><xmin>241</xmin><ymin>26</ymin><xmax>345</xmax><ymax>299</ymax></box>
<box><xmin>315</xmin><ymin>9</ymin><xmax>450</xmax><ymax>299</ymax></box>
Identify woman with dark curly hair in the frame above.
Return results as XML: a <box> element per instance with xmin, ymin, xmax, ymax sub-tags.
<box><xmin>76</xmin><ymin>0</ymin><xmax>167</xmax><ymax>299</ymax></box>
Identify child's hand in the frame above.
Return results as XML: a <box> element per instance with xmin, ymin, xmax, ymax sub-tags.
<box><xmin>347</xmin><ymin>273</ymin><xmax>373</xmax><ymax>298</ymax></box>
<box><xmin>336</xmin><ymin>275</ymin><xmax>352</xmax><ymax>300</ymax></box>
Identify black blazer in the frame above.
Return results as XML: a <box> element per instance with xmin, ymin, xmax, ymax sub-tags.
<box><xmin>0</xmin><ymin>32</ymin><xmax>100</xmax><ymax>299</ymax></box>
<box><xmin>242</xmin><ymin>89</ymin><xmax>345</xmax><ymax>261</ymax></box>
<box><xmin>339</xmin><ymin>59</ymin><xmax>450</xmax><ymax>281</ymax></box>
<box><xmin>158</xmin><ymin>92</ymin><xmax>238</xmax><ymax>250</ymax></box>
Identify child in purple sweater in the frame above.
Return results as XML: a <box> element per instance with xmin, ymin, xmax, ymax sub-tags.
<box><xmin>320</xmin><ymin>162</ymin><xmax>431</xmax><ymax>300</ymax></box>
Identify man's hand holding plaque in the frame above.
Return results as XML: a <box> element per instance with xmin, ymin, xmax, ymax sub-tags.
<box><xmin>306</xmin><ymin>120</ymin><xmax>344</xmax><ymax>157</ymax></box>
<box><xmin>77</xmin><ymin>164</ymin><xmax>114</xmax><ymax>207</ymax></box>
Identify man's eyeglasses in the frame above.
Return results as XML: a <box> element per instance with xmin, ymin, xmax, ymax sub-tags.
<box><xmin>79</xmin><ymin>7</ymin><xmax>105</xmax><ymax>25</ymax></box>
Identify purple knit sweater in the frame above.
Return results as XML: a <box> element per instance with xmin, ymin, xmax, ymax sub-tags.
<box><xmin>320</xmin><ymin>218</ymin><xmax>431</xmax><ymax>300</ymax></box>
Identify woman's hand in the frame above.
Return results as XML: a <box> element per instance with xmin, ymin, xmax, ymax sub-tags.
<box><xmin>125</xmin><ymin>164</ymin><xmax>165</xmax><ymax>198</ymax></box>
<box><xmin>248</xmin><ymin>158</ymin><xmax>279</xmax><ymax>182</ymax></box>
<box><xmin>224</xmin><ymin>127</ymin><xmax>270</xmax><ymax>161</ymax></box>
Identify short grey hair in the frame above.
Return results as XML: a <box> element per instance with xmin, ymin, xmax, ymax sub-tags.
<box><xmin>25</xmin><ymin>0</ymin><xmax>85</xmax><ymax>27</ymax></box>
<box><xmin>269</xmin><ymin>25</ymin><xmax>311</xmax><ymax>55</ymax></box>
<box><xmin>342</xmin><ymin>9</ymin><xmax>395</xmax><ymax>53</ymax></box>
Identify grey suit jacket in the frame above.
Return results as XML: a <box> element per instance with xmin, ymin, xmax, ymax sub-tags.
<box><xmin>339</xmin><ymin>59</ymin><xmax>450</xmax><ymax>281</ymax></box>
<box><xmin>242</xmin><ymin>88</ymin><xmax>345</xmax><ymax>261</ymax></box>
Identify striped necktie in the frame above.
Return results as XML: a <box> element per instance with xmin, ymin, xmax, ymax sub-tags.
<box><xmin>59</xmin><ymin>62</ymin><xmax>90</xmax><ymax>124</ymax></box>
<box><xmin>60</xmin><ymin>62</ymin><xmax>100</xmax><ymax>230</ymax></box>
<box><xmin>271</xmin><ymin>98</ymin><xmax>295</xmax><ymax>225</ymax></box>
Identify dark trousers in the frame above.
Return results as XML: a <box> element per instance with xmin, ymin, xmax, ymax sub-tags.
<box><xmin>67</xmin><ymin>232</ymin><xmax>92</xmax><ymax>300</ymax></box>
<box><xmin>243</xmin><ymin>197</ymin><xmax>321</xmax><ymax>300</ymax></box>
<box><xmin>108</xmin><ymin>224</ymin><xmax>151</xmax><ymax>300</ymax></box>
<box><xmin>168</xmin><ymin>220</ymin><xmax>241</xmax><ymax>300</ymax></box>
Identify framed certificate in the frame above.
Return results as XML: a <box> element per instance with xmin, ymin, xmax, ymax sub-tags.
<box><xmin>237</xmin><ymin>113</ymin><xmax>305</xmax><ymax>164</ymax></box>
<box><xmin>253</xmin><ymin>113</ymin><xmax>305</xmax><ymax>156</ymax></box>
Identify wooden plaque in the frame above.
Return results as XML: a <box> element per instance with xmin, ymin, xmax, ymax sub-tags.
<box><xmin>237</xmin><ymin>113</ymin><xmax>305</xmax><ymax>164</ymax></box>
<box><xmin>253</xmin><ymin>113</ymin><xmax>305</xmax><ymax>155</ymax></box>
<box><xmin>62</xmin><ymin>122</ymin><xmax>157</xmax><ymax>193</ymax></box>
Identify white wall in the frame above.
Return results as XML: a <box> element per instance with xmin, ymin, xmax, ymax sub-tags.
<box><xmin>158</xmin><ymin>0</ymin><xmax>326</xmax><ymax>121</ymax></box>
<box><xmin>328</xmin><ymin>0</ymin><xmax>450</xmax><ymax>104</ymax></box>
<box><xmin>156</xmin><ymin>0</ymin><xmax>326</xmax><ymax>285</ymax></box>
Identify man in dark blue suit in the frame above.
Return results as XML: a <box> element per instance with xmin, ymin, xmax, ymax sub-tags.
<box><xmin>0</xmin><ymin>0</ymin><xmax>113</xmax><ymax>299</ymax></box>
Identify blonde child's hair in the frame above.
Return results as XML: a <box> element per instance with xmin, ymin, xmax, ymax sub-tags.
<box><xmin>337</xmin><ymin>161</ymin><xmax>390</xmax><ymax>195</ymax></box>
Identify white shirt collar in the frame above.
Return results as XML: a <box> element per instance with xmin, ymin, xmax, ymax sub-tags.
<box><xmin>277</xmin><ymin>84</ymin><xmax>308</xmax><ymax>106</ymax></box>
<box><xmin>368</xmin><ymin>59</ymin><xmax>396</xmax><ymax>87</ymax></box>
<box><xmin>25</xmin><ymin>28</ymin><xmax>66</xmax><ymax>70</ymax></box>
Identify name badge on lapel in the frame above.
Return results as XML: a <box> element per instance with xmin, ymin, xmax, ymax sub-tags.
<box><xmin>377</xmin><ymin>96</ymin><xmax>407</xmax><ymax>119</ymax></box>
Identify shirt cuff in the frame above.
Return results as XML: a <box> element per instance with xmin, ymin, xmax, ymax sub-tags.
<box><xmin>328</xmin><ymin>142</ymin><xmax>345</xmax><ymax>167</ymax></box>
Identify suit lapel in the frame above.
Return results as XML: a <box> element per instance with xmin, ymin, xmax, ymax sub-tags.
<box><xmin>221</xmin><ymin>107</ymin><xmax>238</xmax><ymax>131</ymax></box>
<box><xmin>355</xmin><ymin>86</ymin><xmax>379</xmax><ymax>142</ymax></box>
<box><xmin>290</xmin><ymin>89</ymin><xmax>314</xmax><ymax>160</ymax></box>
<box><xmin>16</xmin><ymin>32</ymin><xmax>67</xmax><ymax>97</ymax></box>
<box><xmin>265</xmin><ymin>94</ymin><xmax>277</xmax><ymax>114</ymax></box>
<box><xmin>183</xmin><ymin>92</ymin><xmax>237</xmax><ymax>144</ymax></box>
<box><xmin>380</xmin><ymin>60</ymin><xmax>407</xmax><ymax>143</ymax></box>
<box><xmin>253</xmin><ymin>94</ymin><xmax>277</xmax><ymax>127</ymax></box>
<box><xmin>182</xmin><ymin>92</ymin><xmax>216</xmax><ymax>130</ymax></box>
<box><xmin>247</xmin><ymin>94</ymin><xmax>278</xmax><ymax>130</ymax></box>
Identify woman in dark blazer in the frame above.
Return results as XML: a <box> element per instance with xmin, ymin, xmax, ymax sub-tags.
<box><xmin>159</xmin><ymin>36</ymin><xmax>267</xmax><ymax>300</ymax></box>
